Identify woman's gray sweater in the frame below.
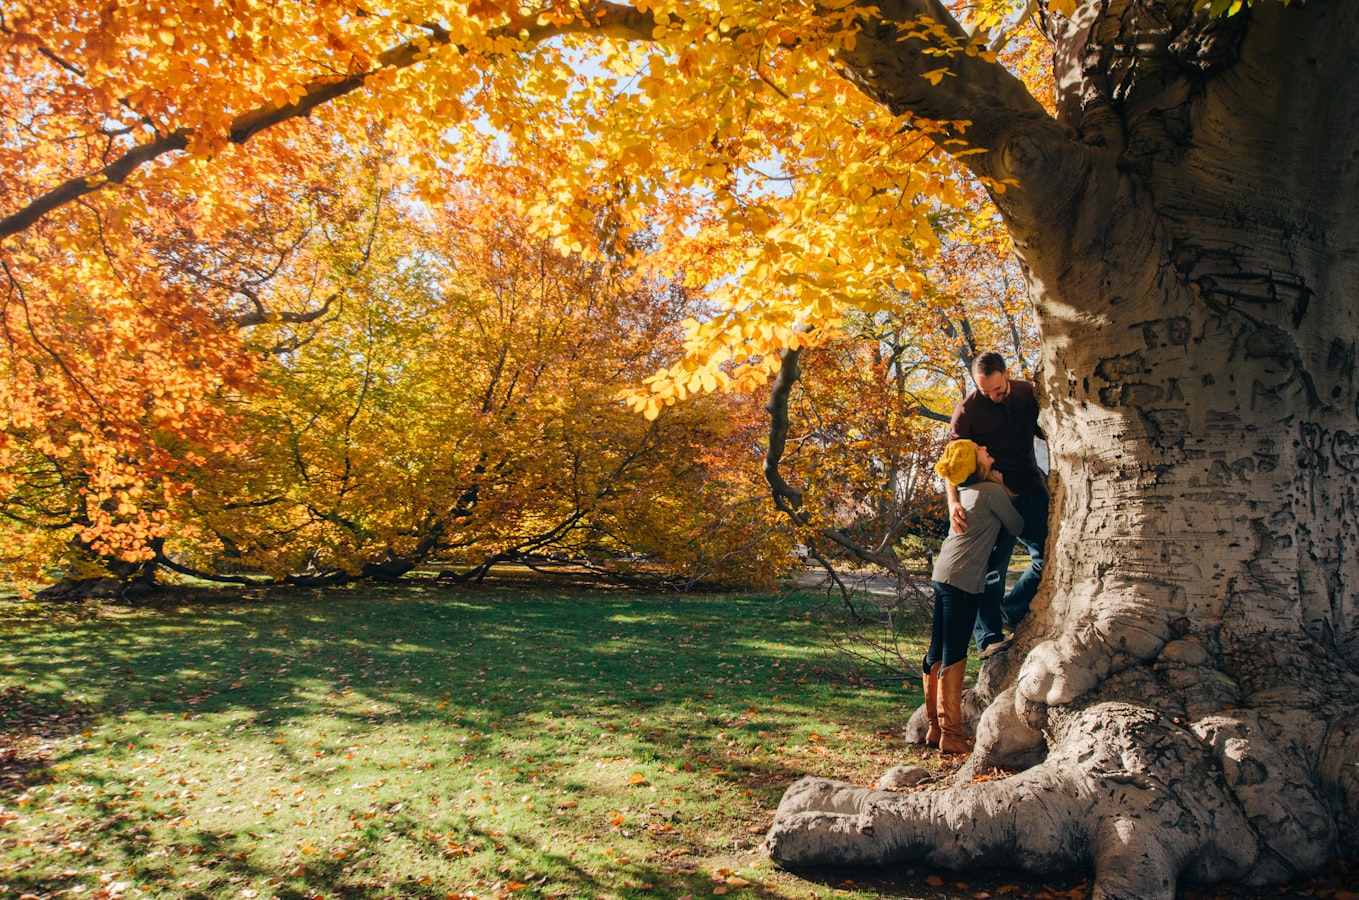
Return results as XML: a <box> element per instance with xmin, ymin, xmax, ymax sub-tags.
<box><xmin>931</xmin><ymin>480</ymin><xmax>1024</xmax><ymax>593</ymax></box>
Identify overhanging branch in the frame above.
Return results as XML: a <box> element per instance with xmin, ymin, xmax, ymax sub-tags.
<box><xmin>2</xmin><ymin>0</ymin><xmax>1077</xmax><ymax>241</ymax></box>
<box><xmin>0</xmin><ymin>3</ymin><xmax>658</xmax><ymax>242</ymax></box>
<box><xmin>837</xmin><ymin>0</ymin><xmax>1081</xmax><ymax>227</ymax></box>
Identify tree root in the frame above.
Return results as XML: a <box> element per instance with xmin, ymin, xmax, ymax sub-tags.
<box><xmin>766</xmin><ymin>700</ymin><xmax>1351</xmax><ymax>899</ymax></box>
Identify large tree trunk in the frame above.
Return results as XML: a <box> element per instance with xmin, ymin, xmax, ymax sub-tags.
<box><xmin>765</xmin><ymin>2</ymin><xmax>1359</xmax><ymax>896</ymax></box>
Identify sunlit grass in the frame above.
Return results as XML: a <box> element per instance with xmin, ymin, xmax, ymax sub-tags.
<box><xmin>0</xmin><ymin>583</ymin><xmax>946</xmax><ymax>900</ymax></box>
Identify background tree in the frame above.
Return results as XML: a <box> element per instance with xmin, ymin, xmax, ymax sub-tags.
<box><xmin>188</xmin><ymin>170</ymin><xmax>789</xmax><ymax>588</ymax></box>
<box><xmin>3</xmin><ymin>0</ymin><xmax>1358</xmax><ymax>895</ymax></box>
<box><xmin>0</xmin><ymin>126</ymin><xmax>788</xmax><ymax>590</ymax></box>
<box><xmin>790</xmin><ymin>320</ymin><xmax>951</xmax><ymax>558</ymax></box>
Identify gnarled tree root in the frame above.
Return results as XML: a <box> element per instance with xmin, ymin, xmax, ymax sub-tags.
<box><xmin>766</xmin><ymin>701</ymin><xmax>1358</xmax><ymax>900</ymax></box>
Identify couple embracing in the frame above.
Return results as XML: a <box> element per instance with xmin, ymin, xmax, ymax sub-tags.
<box><xmin>921</xmin><ymin>352</ymin><xmax>1049</xmax><ymax>754</ymax></box>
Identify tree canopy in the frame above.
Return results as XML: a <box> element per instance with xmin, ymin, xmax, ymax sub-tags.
<box><xmin>1</xmin><ymin>0</ymin><xmax>1031</xmax><ymax>584</ymax></box>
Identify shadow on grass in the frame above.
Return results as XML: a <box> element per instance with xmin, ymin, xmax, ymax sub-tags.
<box><xmin>0</xmin><ymin>583</ymin><xmax>922</xmax><ymax>899</ymax></box>
<box><xmin>4</xmin><ymin>583</ymin><xmax>898</xmax><ymax>731</ymax></box>
<box><xmin>9</xmin><ymin>585</ymin><xmax>1348</xmax><ymax>899</ymax></box>
<box><xmin>0</xmin><ymin>684</ymin><xmax>96</xmax><ymax>799</ymax></box>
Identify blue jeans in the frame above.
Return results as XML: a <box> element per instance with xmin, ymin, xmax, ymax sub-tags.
<box><xmin>973</xmin><ymin>493</ymin><xmax>1049</xmax><ymax>651</ymax></box>
<box><xmin>927</xmin><ymin>581</ymin><xmax>981</xmax><ymax>671</ymax></box>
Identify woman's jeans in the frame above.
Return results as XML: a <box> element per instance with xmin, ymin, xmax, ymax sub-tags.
<box><xmin>928</xmin><ymin>581</ymin><xmax>981</xmax><ymax>670</ymax></box>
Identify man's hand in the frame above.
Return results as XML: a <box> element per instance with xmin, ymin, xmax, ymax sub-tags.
<box><xmin>949</xmin><ymin>501</ymin><xmax>968</xmax><ymax>533</ymax></box>
<box><xmin>947</xmin><ymin>481</ymin><xmax>967</xmax><ymax>532</ymax></box>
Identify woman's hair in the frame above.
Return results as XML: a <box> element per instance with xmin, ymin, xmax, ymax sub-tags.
<box><xmin>973</xmin><ymin>451</ymin><xmax>993</xmax><ymax>483</ymax></box>
<box><xmin>935</xmin><ymin>439</ymin><xmax>996</xmax><ymax>487</ymax></box>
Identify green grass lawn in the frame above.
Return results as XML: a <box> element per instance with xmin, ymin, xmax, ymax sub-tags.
<box><xmin>0</xmin><ymin>581</ymin><xmax>959</xmax><ymax>900</ymax></box>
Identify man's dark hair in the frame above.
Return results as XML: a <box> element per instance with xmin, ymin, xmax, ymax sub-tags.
<box><xmin>973</xmin><ymin>351</ymin><xmax>1008</xmax><ymax>378</ymax></box>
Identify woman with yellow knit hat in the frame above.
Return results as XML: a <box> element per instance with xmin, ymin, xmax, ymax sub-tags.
<box><xmin>923</xmin><ymin>439</ymin><xmax>1023</xmax><ymax>754</ymax></box>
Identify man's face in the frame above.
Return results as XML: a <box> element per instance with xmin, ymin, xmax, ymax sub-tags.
<box><xmin>976</xmin><ymin>370</ymin><xmax>1010</xmax><ymax>403</ymax></box>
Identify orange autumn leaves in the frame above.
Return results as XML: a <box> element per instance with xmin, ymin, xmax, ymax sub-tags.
<box><xmin>0</xmin><ymin>179</ymin><xmax>265</xmax><ymax>568</ymax></box>
<box><xmin>1</xmin><ymin>0</ymin><xmax>1050</xmax><ymax>582</ymax></box>
<box><xmin>1</xmin><ymin>131</ymin><xmax>789</xmax><ymax>585</ymax></box>
<box><xmin>3</xmin><ymin>0</ymin><xmax>1042</xmax><ymax>391</ymax></box>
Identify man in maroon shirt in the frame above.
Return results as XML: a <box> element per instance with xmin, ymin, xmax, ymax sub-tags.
<box><xmin>947</xmin><ymin>351</ymin><xmax>1049</xmax><ymax>656</ymax></box>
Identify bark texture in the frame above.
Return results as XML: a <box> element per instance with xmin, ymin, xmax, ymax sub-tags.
<box><xmin>766</xmin><ymin>3</ymin><xmax>1359</xmax><ymax>896</ymax></box>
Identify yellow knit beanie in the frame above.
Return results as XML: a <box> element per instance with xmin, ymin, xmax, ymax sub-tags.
<box><xmin>934</xmin><ymin>439</ymin><xmax>978</xmax><ymax>486</ymax></box>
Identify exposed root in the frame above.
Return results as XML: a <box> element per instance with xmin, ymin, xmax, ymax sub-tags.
<box><xmin>766</xmin><ymin>700</ymin><xmax>1350</xmax><ymax>899</ymax></box>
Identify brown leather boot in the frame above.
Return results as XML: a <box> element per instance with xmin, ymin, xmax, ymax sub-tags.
<box><xmin>937</xmin><ymin>660</ymin><xmax>973</xmax><ymax>755</ymax></box>
<box><xmin>922</xmin><ymin>661</ymin><xmax>941</xmax><ymax>747</ymax></box>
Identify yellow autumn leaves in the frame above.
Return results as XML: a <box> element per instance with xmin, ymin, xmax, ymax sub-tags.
<box><xmin>1</xmin><ymin>0</ymin><xmax>1054</xmax><ymax>579</ymax></box>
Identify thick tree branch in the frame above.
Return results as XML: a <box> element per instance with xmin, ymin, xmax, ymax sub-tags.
<box><xmin>763</xmin><ymin>347</ymin><xmax>808</xmax><ymax>517</ymax></box>
<box><xmin>232</xmin><ymin>291</ymin><xmax>341</xmax><ymax>328</ymax></box>
<box><xmin>152</xmin><ymin>551</ymin><xmax>252</xmax><ymax>585</ymax></box>
<box><xmin>837</xmin><ymin>0</ymin><xmax>1086</xmax><ymax>229</ymax></box>
<box><xmin>0</xmin><ymin>4</ymin><xmax>658</xmax><ymax>242</ymax></box>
